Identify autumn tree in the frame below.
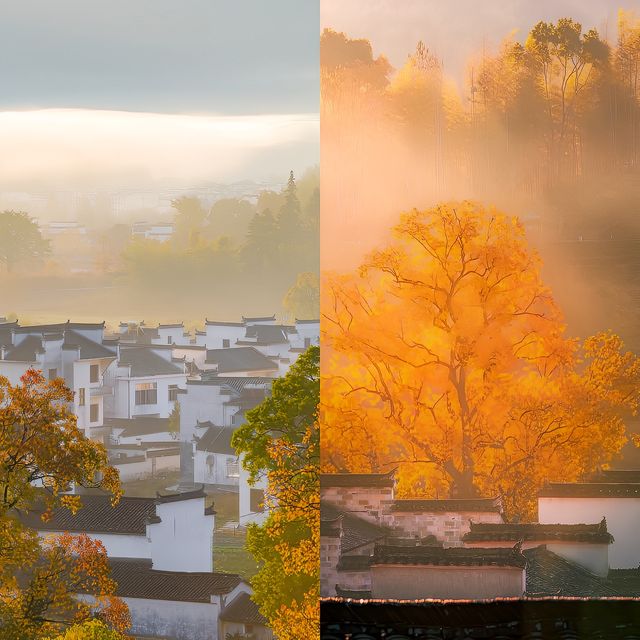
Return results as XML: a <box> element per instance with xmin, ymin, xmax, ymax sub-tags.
<box><xmin>0</xmin><ymin>211</ymin><xmax>50</xmax><ymax>273</ymax></box>
<box><xmin>322</xmin><ymin>202</ymin><xmax>640</xmax><ymax>518</ymax></box>
<box><xmin>0</xmin><ymin>370</ymin><xmax>128</xmax><ymax>638</ymax></box>
<box><xmin>525</xmin><ymin>19</ymin><xmax>609</xmax><ymax>179</ymax></box>
<box><xmin>232</xmin><ymin>346</ymin><xmax>319</xmax><ymax>640</ymax></box>
<box><xmin>45</xmin><ymin>619</ymin><xmax>128</xmax><ymax>640</ymax></box>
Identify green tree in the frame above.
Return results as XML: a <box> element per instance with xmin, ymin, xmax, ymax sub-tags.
<box><xmin>171</xmin><ymin>196</ymin><xmax>207</xmax><ymax>249</ymax></box>
<box><xmin>232</xmin><ymin>347</ymin><xmax>319</xmax><ymax>640</ymax></box>
<box><xmin>283</xmin><ymin>273</ymin><xmax>320</xmax><ymax>321</ymax></box>
<box><xmin>206</xmin><ymin>198</ymin><xmax>255</xmax><ymax>241</ymax></box>
<box><xmin>0</xmin><ymin>211</ymin><xmax>50</xmax><ymax>273</ymax></box>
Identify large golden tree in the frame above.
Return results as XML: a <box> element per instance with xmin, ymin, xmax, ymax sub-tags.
<box><xmin>322</xmin><ymin>202</ymin><xmax>640</xmax><ymax>518</ymax></box>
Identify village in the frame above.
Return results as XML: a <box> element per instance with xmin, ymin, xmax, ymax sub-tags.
<box><xmin>320</xmin><ymin>467</ymin><xmax>640</xmax><ymax>600</ymax></box>
<box><xmin>0</xmin><ymin>314</ymin><xmax>319</xmax><ymax>640</ymax></box>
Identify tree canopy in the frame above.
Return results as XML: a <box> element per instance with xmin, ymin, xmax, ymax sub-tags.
<box><xmin>0</xmin><ymin>370</ymin><xmax>127</xmax><ymax>638</ymax></box>
<box><xmin>0</xmin><ymin>211</ymin><xmax>50</xmax><ymax>273</ymax></box>
<box><xmin>322</xmin><ymin>202</ymin><xmax>640</xmax><ymax>518</ymax></box>
<box><xmin>232</xmin><ymin>346</ymin><xmax>319</xmax><ymax>640</ymax></box>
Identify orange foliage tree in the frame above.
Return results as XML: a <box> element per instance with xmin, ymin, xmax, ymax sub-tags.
<box><xmin>322</xmin><ymin>202</ymin><xmax>640</xmax><ymax>518</ymax></box>
<box><xmin>0</xmin><ymin>370</ymin><xmax>129</xmax><ymax>639</ymax></box>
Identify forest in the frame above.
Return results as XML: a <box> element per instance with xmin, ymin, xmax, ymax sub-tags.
<box><xmin>0</xmin><ymin>169</ymin><xmax>319</xmax><ymax>325</ymax></box>
<box><xmin>322</xmin><ymin>12</ymin><xmax>640</xmax><ymax>351</ymax></box>
<box><xmin>321</xmin><ymin>11</ymin><xmax>640</xmax><ymax>514</ymax></box>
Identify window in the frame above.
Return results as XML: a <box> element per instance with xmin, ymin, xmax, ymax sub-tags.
<box><xmin>48</xmin><ymin>368</ymin><xmax>57</xmax><ymax>380</ymax></box>
<box><xmin>168</xmin><ymin>384</ymin><xmax>179</xmax><ymax>402</ymax></box>
<box><xmin>206</xmin><ymin>454</ymin><xmax>215</xmax><ymax>475</ymax></box>
<box><xmin>90</xmin><ymin>364</ymin><xmax>100</xmax><ymax>383</ymax></box>
<box><xmin>135</xmin><ymin>382</ymin><xmax>157</xmax><ymax>405</ymax></box>
<box><xmin>304</xmin><ymin>337</ymin><xmax>311</xmax><ymax>348</ymax></box>
<box><xmin>222</xmin><ymin>338</ymin><xmax>230</xmax><ymax>348</ymax></box>
<box><xmin>78</xmin><ymin>388</ymin><xmax>85</xmax><ymax>406</ymax></box>
<box><xmin>226</xmin><ymin>458</ymin><xmax>240</xmax><ymax>478</ymax></box>
<box><xmin>90</xmin><ymin>403</ymin><xmax>99</xmax><ymax>423</ymax></box>
<box><xmin>250</xmin><ymin>488</ymin><xmax>265</xmax><ymax>513</ymax></box>
<box><xmin>167</xmin><ymin>336</ymin><xmax>172</xmax><ymax>344</ymax></box>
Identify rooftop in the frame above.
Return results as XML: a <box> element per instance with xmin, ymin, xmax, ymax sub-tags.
<box><xmin>463</xmin><ymin>520</ymin><xmax>613</xmax><ymax>544</ymax></box>
<box><xmin>119</xmin><ymin>346</ymin><xmax>184</xmax><ymax>376</ymax></box>
<box><xmin>110</xmin><ymin>558</ymin><xmax>242</xmax><ymax>602</ymax></box>
<box><xmin>19</xmin><ymin>495</ymin><xmax>157</xmax><ymax>536</ymax></box>
<box><xmin>321</xmin><ymin>502</ymin><xmax>391</xmax><ymax>553</ymax></box>
<box><xmin>538</xmin><ymin>483</ymin><xmax>640</xmax><ymax>498</ymax></box>
<box><xmin>204</xmin><ymin>346</ymin><xmax>279</xmax><ymax>373</ymax></box>
<box><xmin>105</xmin><ymin>417</ymin><xmax>172</xmax><ymax>438</ymax></box>
<box><xmin>371</xmin><ymin>545</ymin><xmax>527</xmax><ymax>569</ymax></box>
<box><xmin>195</xmin><ymin>425</ymin><xmax>236</xmax><ymax>456</ymax></box>
<box><xmin>524</xmin><ymin>546</ymin><xmax>620</xmax><ymax>597</ymax></box>
<box><xmin>389</xmin><ymin>497</ymin><xmax>501</xmax><ymax>513</ymax></box>
<box><xmin>219</xmin><ymin>592</ymin><xmax>268</xmax><ymax>625</ymax></box>
<box><xmin>320</xmin><ymin>470</ymin><xmax>396</xmax><ymax>489</ymax></box>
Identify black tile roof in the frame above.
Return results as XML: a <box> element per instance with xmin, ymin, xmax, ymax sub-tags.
<box><xmin>119</xmin><ymin>347</ymin><xmax>184</xmax><ymax>376</ymax></box>
<box><xmin>63</xmin><ymin>329</ymin><xmax>116</xmax><ymax>360</ymax></box>
<box><xmin>334</xmin><ymin>587</ymin><xmax>372</xmax><ymax>599</ymax></box>
<box><xmin>371</xmin><ymin>545</ymin><xmax>527</xmax><ymax>568</ymax></box>
<box><xmin>524</xmin><ymin>546</ymin><xmax>620</xmax><ymax>597</ymax></box>
<box><xmin>588</xmin><ymin>469</ymin><xmax>640</xmax><ymax>483</ymax></box>
<box><xmin>4</xmin><ymin>335</ymin><xmax>43</xmax><ymax>361</ymax></box>
<box><xmin>195</xmin><ymin>426</ymin><xmax>236</xmax><ymax>455</ymax></box>
<box><xmin>321</xmin><ymin>503</ymin><xmax>390</xmax><ymax>553</ymax></box>
<box><xmin>204</xmin><ymin>346</ymin><xmax>278</xmax><ymax>373</ymax></box>
<box><xmin>320</xmin><ymin>471</ymin><xmax>396</xmax><ymax>488</ymax></box>
<box><xmin>106</xmin><ymin>417</ymin><xmax>171</xmax><ymax>438</ymax></box>
<box><xmin>336</xmin><ymin>555</ymin><xmax>372</xmax><ymax>572</ymax></box>
<box><xmin>463</xmin><ymin>520</ymin><xmax>614</xmax><ymax>544</ymax></box>
<box><xmin>155</xmin><ymin>485</ymin><xmax>207</xmax><ymax>504</ymax></box>
<box><xmin>608</xmin><ymin>569</ymin><xmax>640</xmax><ymax>597</ymax></box>
<box><xmin>321</xmin><ymin>519</ymin><xmax>342</xmax><ymax>538</ymax></box>
<box><xmin>538</xmin><ymin>483</ymin><xmax>640</xmax><ymax>498</ymax></box>
<box><xmin>191</xmin><ymin>376</ymin><xmax>273</xmax><ymax>392</ymax></box>
<box><xmin>242</xmin><ymin>324</ymin><xmax>291</xmax><ymax>345</ymax></box>
<box><xmin>205</xmin><ymin>319</ymin><xmax>245</xmax><ymax>327</ymax></box>
<box><xmin>19</xmin><ymin>488</ymin><xmax>209</xmax><ymax>536</ymax></box>
<box><xmin>242</xmin><ymin>315</ymin><xmax>276</xmax><ymax>322</ymax></box>
<box><xmin>320</xmin><ymin>599</ymin><xmax>640</xmax><ymax>639</ymax></box>
<box><xmin>389</xmin><ymin>497</ymin><xmax>501</xmax><ymax>513</ymax></box>
<box><xmin>19</xmin><ymin>495</ymin><xmax>157</xmax><ymax>535</ymax></box>
<box><xmin>109</xmin><ymin>558</ymin><xmax>242</xmax><ymax>602</ymax></box>
<box><xmin>219</xmin><ymin>592</ymin><xmax>268</xmax><ymax>625</ymax></box>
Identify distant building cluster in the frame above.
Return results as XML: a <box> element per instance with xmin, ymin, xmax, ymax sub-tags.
<box><xmin>320</xmin><ymin>469</ymin><xmax>640</xmax><ymax>600</ymax></box>
<box><xmin>0</xmin><ymin>314</ymin><xmax>318</xmax><ymax>640</ymax></box>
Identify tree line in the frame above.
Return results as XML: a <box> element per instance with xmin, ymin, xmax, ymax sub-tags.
<box><xmin>322</xmin><ymin>12</ymin><xmax>640</xmax><ymax>252</ymax></box>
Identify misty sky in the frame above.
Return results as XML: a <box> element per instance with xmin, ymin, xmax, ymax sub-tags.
<box><xmin>0</xmin><ymin>1</ymin><xmax>319</xmax><ymax>190</ymax></box>
<box><xmin>321</xmin><ymin>0</ymin><xmax>640</xmax><ymax>84</ymax></box>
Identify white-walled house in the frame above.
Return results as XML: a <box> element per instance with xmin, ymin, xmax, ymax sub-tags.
<box><xmin>0</xmin><ymin>321</ymin><xmax>118</xmax><ymax>439</ymax></box>
<box><xmin>24</xmin><ymin>487</ymin><xmax>214</xmax><ymax>572</ymax></box>
<box><xmin>462</xmin><ymin>521</ymin><xmax>613</xmax><ymax>577</ymax></box>
<box><xmin>238</xmin><ymin>461</ymin><xmax>267</xmax><ymax>526</ymax></box>
<box><xmin>178</xmin><ymin>377</ymin><xmax>271</xmax><ymax>490</ymax></box>
<box><xmin>193</xmin><ymin>424</ymin><xmax>240</xmax><ymax>488</ymax></box>
<box><xmin>203</xmin><ymin>320</ymin><xmax>247</xmax><ymax>350</ymax></box>
<box><xmin>105</xmin><ymin>345</ymin><xmax>187</xmax><ymax>419</ymax></box>
<box><xmin>21</xmin><ymin>487</ymin><xmax>271</xmax><ymax>640</ymax></box>
<box><xmin>538</xmin><ymin>472</ymin><xmax>640</xmax><ymax>569</ymax></box>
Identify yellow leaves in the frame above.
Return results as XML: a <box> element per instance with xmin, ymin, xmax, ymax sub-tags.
<box><xmin>322</xmin><ymin>201</ymin><xmax>640</xmax><ymax>518</ymax></box>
